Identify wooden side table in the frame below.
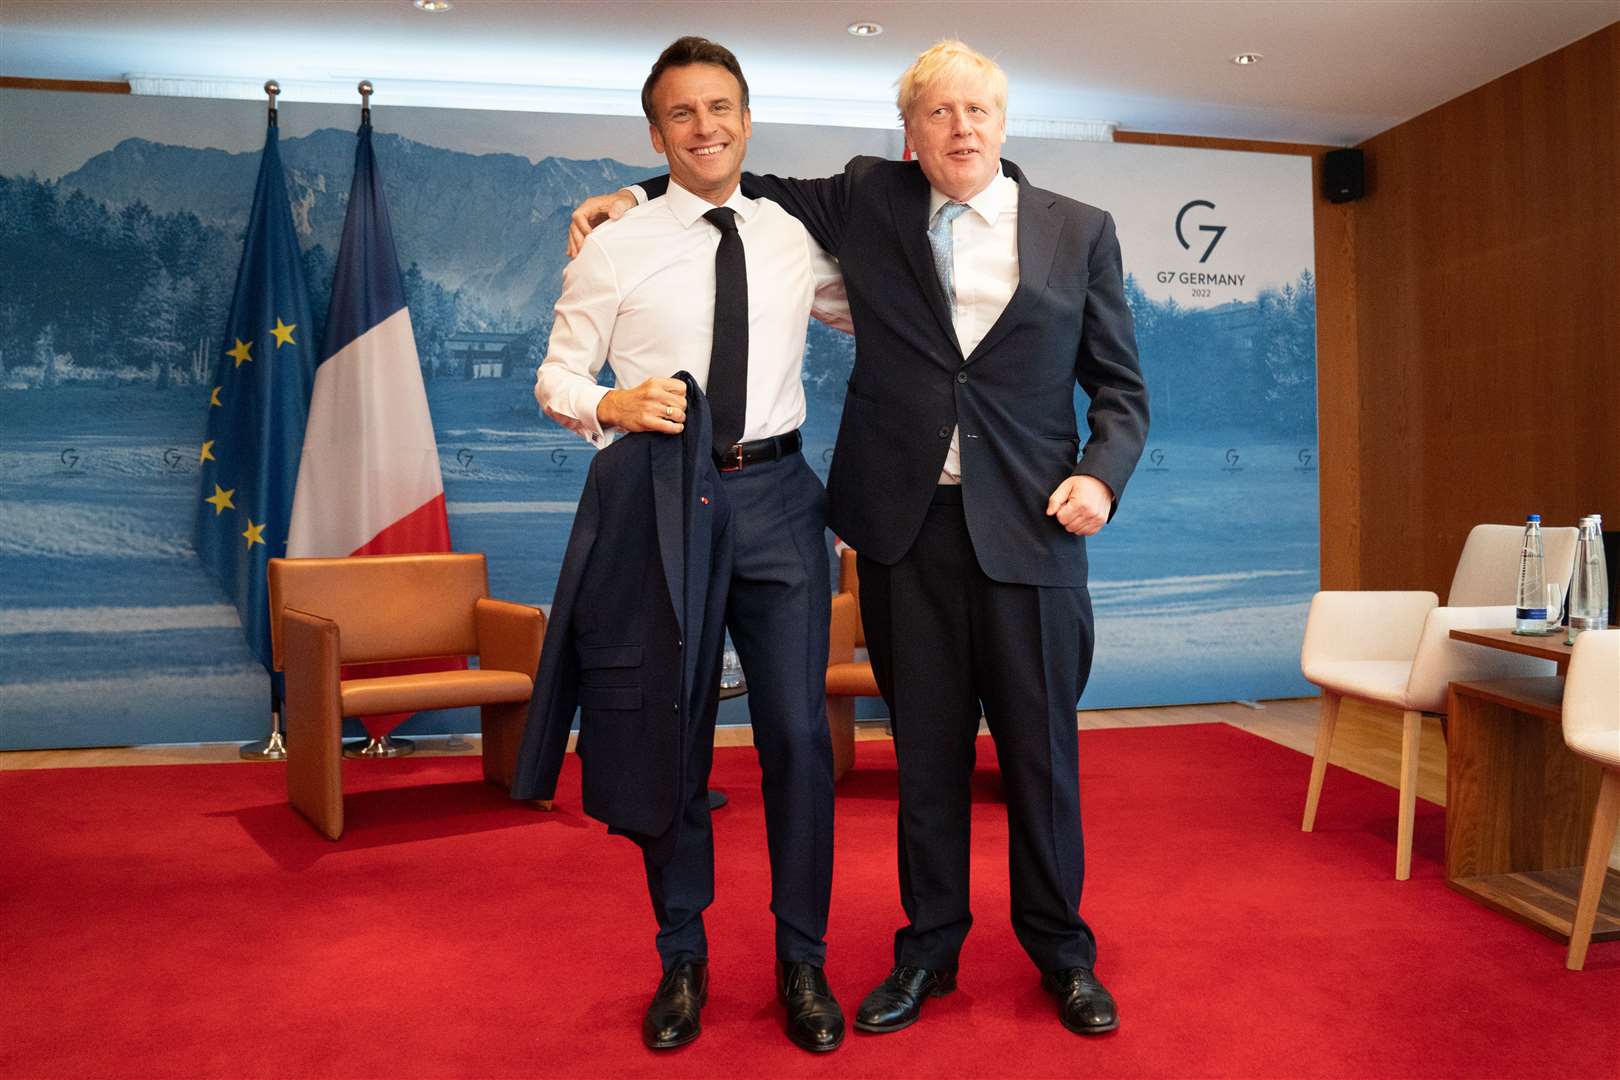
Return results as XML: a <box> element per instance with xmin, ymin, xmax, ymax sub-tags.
<box><xmin>1445</xmin><ymin>675</ymin><xmax>1620</xmax><ymax>942</ymax></box>
<box><xmin>1449</xmin><ymin>626</ymin><xmax>1575</xmax><ymax>673</ymax></box>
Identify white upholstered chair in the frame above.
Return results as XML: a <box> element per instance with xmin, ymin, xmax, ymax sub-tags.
<box><xmin>1563</xmin><ymin>629</ymin><xmax>1620</xmax><ymax>970</ymax></box>
<box><xmin>1300</xmin><ymin>523</ymin><xmax>1579</xmax><ymax>880</ymax></box>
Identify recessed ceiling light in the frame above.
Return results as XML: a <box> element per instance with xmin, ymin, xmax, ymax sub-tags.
<box><xmin>1231</xmin><ymin>52</ymin><xmax>1263</xmax><ymax>66</ymax></box>
<box><xmin>414</xmin><ymin>0</ymin><xmax>453</xmax><ymax>12</ymax></box>
<box><xmin>847</xmin><ymin>21</ymin><xmax>883</xmax><ymax>37</ymax></box>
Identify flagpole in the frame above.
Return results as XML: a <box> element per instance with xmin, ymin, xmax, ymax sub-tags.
<box><xmin>335</xmin><ymin>76</ymin><xmax>417</xmax><ymax>762</ymax></box>
<box><xmin>237</xmin><ymin>77</ymin><xmax>291</xmax><ymax>764</ymax></box>
<box><xmin>238</xmin><ymin>689</ymin><xmax>287</xmax><ymax>761</ymax></box>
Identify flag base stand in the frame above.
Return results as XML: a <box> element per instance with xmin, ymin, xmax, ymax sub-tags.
<box><xmin>444</xmin><ymin>732</ymin><xmax>473</xmax><ymax>751</ymax></box>
<box><xmin>343</xmin><ymin>735</ymin><xmax>415</xmax><ymax>759</ymax></box>
<box><xmin>239</xmin><ymin>708</ymin><xmax>287</xmax><ymax>761</ymax></box>
<box><xmin>238</xmin><ymin>731</ymin><xmax>287</xmax><ymax>761</ymax></box>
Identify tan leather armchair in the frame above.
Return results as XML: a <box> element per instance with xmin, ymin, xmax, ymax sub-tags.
<box><xmin>826</xmin><ymin>548</ymin><xmax>880</xmax><ymax>783</ymax></box>
<box><xmin>267</xmin><ymin>553</ymin><xmax>545</xmax><ymax>839</ymax></box>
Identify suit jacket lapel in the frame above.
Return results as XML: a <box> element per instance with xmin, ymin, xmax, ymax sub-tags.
<box><xmin>890</xmin><ymin>171</ymin><xmax>963</xmax><ymax>354</ymax></box>
<box><xmin>965</xmin><ymin>180</ymin><xmax>1059</xmax><ymax>365</ymax></box>
<box><xmin>677</xmin><ymin>372</ymin><xmax>712</xmax><ymax>707</ymax></box>
<box><xmin>650</xmin><ymin>434</ymin><xmax>685</xmax><ymax>641</ymax></box>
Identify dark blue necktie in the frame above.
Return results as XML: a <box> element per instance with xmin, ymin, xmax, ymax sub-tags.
<box><xmin>704</xmin><ymin>206</ymin><xmax>748</xmax><ymax>455</ymax></box>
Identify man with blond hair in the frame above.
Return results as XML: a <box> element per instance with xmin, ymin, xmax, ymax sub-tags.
<box><xmin>574</xmin><ymin>39</ymin><xmax>1147</xmax><ymax>1037</ymax></box>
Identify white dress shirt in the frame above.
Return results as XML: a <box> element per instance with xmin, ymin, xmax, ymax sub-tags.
<box><xmin>933</xmin><ymin>168</ymin><xmax>1019</xmax><ymax>484</ymax></box>
<box><xmin>536</xmin><ymin>180</ymin><xmax>849</xmax><ymax>447</ymax></box>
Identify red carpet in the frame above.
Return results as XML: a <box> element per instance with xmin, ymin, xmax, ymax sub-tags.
<box><xmin>2</xmin><ymin>723</ymin><xmax>1615</xmax><ymax>1079</ymax></box>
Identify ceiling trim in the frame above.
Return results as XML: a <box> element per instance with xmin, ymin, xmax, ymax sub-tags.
<box><xmin>0</xmin><ymin>75</ymin><xmax>1345</xmax><ymax>158</ymax></box>
<box><xmin>0</xmin><ymin>75</ymin><xmax>129</xmax><ymax>94</ymax></box>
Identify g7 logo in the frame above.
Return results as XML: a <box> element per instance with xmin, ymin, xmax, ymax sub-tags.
<box><xmin>1175</xmin><ymin>200</ymin><xmax>1226</xmax><ymax>264</ymax></box>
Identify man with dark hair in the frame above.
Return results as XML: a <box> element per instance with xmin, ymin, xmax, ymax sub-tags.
<box><xmin>638</xmin><ymin>34</ymin><xmax>750</xmax><ymax>123</ymax></box>
<box><xmin>529</xmin><ymin>36</ymin><xmax>850</xmax><ymax>1053</ymax></box>
<box><xmin>572</xmin><ymin>37</ymin><xmax>1148</xmax><ymax>1040</ymax></box>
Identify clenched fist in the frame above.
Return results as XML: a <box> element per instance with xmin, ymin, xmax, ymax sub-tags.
<box><xmin>1045</xmin><ymin>475</ymin><xmax>1114</xmax><ymax>536</ymax></box>
<box><xmin>598</xmin><ymin>376</ymin><xmax>688</xmax><ymax>434</ymax></box>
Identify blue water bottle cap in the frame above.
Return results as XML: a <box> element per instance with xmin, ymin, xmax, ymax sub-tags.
<box><xmin>1527</xmin><ymin>514</ymin><xmax>1541</xmax><ymax>523</ymax></box>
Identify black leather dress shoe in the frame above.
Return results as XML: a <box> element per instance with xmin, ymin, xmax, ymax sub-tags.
<box><xmin>776</xmin><ymin>961</ymin><xmax>845</xmax><ymax>1052</ymax></box>
<box><xmin>853</xmin><ymin>965</ymin><xmax>956</xmax><ymax>1033</ymax></box>
<box><xmin>642</xmin><ymin>961</ymin><xmax>708</xmax><ymax>1050</ymax></box>
<box><xmin>1041</xmin><ymin>966</ymin><xmax>1118</xmax><ymax>1035</ymax></box>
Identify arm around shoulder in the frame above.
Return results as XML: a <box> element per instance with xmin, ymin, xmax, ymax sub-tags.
<box><xmin>738</xmin><ymin>157</ymin><xmax>879</xmax><ymax>256</ymax></box>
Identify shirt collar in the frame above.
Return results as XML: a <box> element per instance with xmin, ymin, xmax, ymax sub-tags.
<box><xmin>666</xmin><ymin>178</ymin><xmax>758</xmax><ymax>229</ymax></box>
<box><xmin>929</xmin><ymin>166</ymin><xmax>1016</xmax><ymax>227</ymax></box>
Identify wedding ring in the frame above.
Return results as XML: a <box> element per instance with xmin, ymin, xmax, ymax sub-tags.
<box><xmin>664</xmin><ymin>405</ymin><xmax>673</xmax><ymax>418</ymax></box>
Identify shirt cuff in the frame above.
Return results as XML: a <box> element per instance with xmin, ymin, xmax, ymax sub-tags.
<box><xmin>574</xmin><ymin>383</ymin><xmax>612</xmax><ymax>447</ymax></box>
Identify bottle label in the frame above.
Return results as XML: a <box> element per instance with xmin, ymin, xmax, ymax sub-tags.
<box><xmin>1515</xmin><ymin>607</ymin><xmax>1547</xmax><ymax>620</ymax></box>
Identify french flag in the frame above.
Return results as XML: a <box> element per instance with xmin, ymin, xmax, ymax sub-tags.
<box><xmin>287</xmin><ymin>118</ymin><xmax>456</xmax><ymax>737</ymax></box>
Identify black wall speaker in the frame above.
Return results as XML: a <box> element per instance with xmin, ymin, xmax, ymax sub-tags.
<box><xmin>1323</xmin><ymin>148</ymin><xmax>1365</xmax><ymax>203</ymax></box>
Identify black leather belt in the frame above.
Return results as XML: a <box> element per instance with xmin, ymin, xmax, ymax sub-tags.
<box><xmin>715</xmin><ymin>429</ymin><xmax>801</xmax><ymax>472</ymax></box>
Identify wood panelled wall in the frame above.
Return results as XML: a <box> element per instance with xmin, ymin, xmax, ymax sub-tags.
<box><xmin>8</xmin><ymin>25</ymin><xmax>1616</xmax><ymax>595</ymax></box>
<box><xmin>1127</xmin><ymin>22</ymin><xmax>1617</xmax><ymax>594</ymax></box>
<box><xmin>1347</xmin><ymin>23</ymin><xmax>1618</xmax><ymax>596</ymax></box>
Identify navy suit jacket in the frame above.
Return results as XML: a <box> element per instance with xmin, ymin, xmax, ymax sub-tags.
<box><xmin>641</xmin><ymin>158</ymin><xmax>1148</xmax><ymax>587</ymax></box>
<box><xmin>511</xmin><ymin>372</ymin><xmax>733</xmax><ymax>861</ymax></box>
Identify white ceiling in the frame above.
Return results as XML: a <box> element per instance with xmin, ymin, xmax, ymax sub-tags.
<box><xmin>3</xmin><ymin>0</ymin><xmax>1616</xmax><ymax>145</ymax></box>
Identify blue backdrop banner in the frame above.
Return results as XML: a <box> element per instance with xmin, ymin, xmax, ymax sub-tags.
<box><xmin>0</xmin><ymin>92</ymin><xmax>1316</xmax><ymax>749</ymax></box>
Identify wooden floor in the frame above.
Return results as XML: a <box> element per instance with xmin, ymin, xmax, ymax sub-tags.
<box><xmin>0</xmin><ymin>696</ymin><xmax>1448</xmax><ymax>806</ymax></box>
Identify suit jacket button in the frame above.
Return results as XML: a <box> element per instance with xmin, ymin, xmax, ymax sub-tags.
<box><xmin>956</xmin><ymin>370</ymin><xmax>968</xmax><ymax>384</ymax></box>
<box><xmin>937</xmin><ymin>425</ymin><xmax>950</xmax><ymax>439</ymax></box>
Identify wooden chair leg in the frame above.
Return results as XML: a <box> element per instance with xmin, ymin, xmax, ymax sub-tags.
<box><xmin>827</xmin><ymin>695</ymin><xmax>855</xmax><ymax>784</ymax></box>
<box><xmin>479</xmin><ymin>700</ymin><xmax>527</xmax><ymax>791</ymax></box>
<box><xmin>1568</xmin><ymin>769</ymin><xmax>1620</xmax><ymax>970</ymax></box>
<box><xmin>1302</xmin><ymin>691</ymin><xmax>1340</xmax><ymax>831</ymax></box>
<box><xmin>1395</xmin><ymin>709</ymin><xmax>1422</xmax><ymax>881</ymax></box>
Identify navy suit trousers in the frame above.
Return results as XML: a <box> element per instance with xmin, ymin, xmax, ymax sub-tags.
<box><xmin>643</xmin><ymin>450</ymin><xmax>835</xmax><ymax>967</ymax></box>
<box><xmin>858</xmin><ymin>486</ymin><xmax>1098</xmax><ymax>973</ymax></box>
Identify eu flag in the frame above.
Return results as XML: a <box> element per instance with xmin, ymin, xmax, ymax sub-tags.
<box><xmin>193</xmin><ymin>123</ymin><xmax>316</xmax><ymax>671</ymax></box>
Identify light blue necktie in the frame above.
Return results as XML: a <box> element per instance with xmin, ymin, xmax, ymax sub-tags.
<box><xmin>928</xmin><ymin>201</ymin><xmax>970</xmax><ymax>314</ymax></box>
